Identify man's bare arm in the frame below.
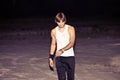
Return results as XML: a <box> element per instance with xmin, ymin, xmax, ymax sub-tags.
<box><xmin>61</xmin><ymin>26</ymin><xmax>75</xmax><ymax>51</ymax></box>
<box><xmin>50</xmin><ymin>29</ymin><xmax>56</xmax><ymax>55</ymax></box>
<box><xmin>49</xmin><ymin>29</ymin><xmax>56</xmax><ymax>71</ymax></box>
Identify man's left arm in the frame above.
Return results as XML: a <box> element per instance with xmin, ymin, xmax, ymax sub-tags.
<box><xmin>62</xmin><ymin>26</ymin><xmax>75</xmax><ymax>51</ymax></box>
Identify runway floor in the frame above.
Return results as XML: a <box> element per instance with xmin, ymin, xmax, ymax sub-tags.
<box><xmin>0</xmin><ymin>33</ymin><xmax>120</xmax><ymax>80</ymax></box>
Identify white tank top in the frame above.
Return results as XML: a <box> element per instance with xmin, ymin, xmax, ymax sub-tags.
<box><xmin>55</xmin><ymin>24</ymin><xmax>74</xmax><ymax>57</ymax></box>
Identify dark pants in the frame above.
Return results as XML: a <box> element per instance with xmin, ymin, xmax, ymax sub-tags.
<box><xmin>55</xmin><ymin>56</ymin><xmax>75</xmax><ymax>80</ymax></box>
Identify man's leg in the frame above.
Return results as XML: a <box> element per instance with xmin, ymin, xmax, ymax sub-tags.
<box><xmin>56</xmin><ymin>57</ymin><xmax>66</xmax><ymax>80</ymax></box>
<box><xmin>66</xmin><ymin>57</ymin><xmax>75</xmax><ymax>80</ymax></box>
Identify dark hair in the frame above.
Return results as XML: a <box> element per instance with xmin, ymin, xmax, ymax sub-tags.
<box><xmin>55</xmin><ymin>12</ymin><xmax>66</xmax><ymax>23</ymax></box>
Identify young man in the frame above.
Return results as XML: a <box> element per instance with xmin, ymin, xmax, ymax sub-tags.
<box><xmin>49</xmin><ymin>12</ymin><xmax>76</xmax><ymax>80</ymax></box>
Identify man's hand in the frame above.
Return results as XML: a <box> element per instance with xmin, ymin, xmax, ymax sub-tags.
<box><xmin>49</xmin><ymin>58</ymin><xmax>54</xmax><ymax>71</ymax></box>
<box><xmin>56</xmin><ymin>49</ymin><xmax>64</xmax><ymax>57</ymax></box>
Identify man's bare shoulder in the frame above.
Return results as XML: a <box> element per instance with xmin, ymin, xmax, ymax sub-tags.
<box><xmin>51</xmin><ymin>27</ymin><xmax>56</xmax><ymax>34</ymax></box>
<box><xmin>68</xmin><ymin>25</ymin><xmax>75</xmax><ymax>31</ymax></box>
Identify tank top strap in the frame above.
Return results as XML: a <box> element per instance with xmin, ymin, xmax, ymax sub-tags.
<box><xmin>65</xmin><ymin>24</ymin><xmax>69</xmax><ymax>30</ymax></box>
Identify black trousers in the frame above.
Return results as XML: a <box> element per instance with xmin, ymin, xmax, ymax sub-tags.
<box><xmin>55</xmin><ymin>56</ymin><xmax>75</xmax><ymax>80</ymax></box>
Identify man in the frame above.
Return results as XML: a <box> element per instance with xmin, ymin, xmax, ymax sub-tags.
<box><xmin>49</xmin><ymin>12</ymin><xmax>76</xmax><ymax>80</ymax></box>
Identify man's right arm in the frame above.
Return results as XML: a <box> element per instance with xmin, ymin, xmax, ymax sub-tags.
<box><xmin>50</xmin><ymin>29</ymin><xmax>56</xmax><ymax>56</ymax></box>
<box><xmin>49</xmin><ymin>29</ymin><xmax>56</xmax><ymax>71</ymax></box>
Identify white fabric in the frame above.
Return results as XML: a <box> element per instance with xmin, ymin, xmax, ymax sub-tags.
<box><xmin>55</xmin><ymin>24</ymin><xmax>74</xmax><ymax>57</ymax></box>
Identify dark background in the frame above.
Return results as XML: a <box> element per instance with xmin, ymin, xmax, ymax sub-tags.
<box><xmin>0</xmin><ymin>0</ymin><xmax>120</xmax><ymax>19</ymax></box>
<box><xmin>0</xmin><ymin>0</ymin><xmax>120</xmax><ymax>38</ymax></box>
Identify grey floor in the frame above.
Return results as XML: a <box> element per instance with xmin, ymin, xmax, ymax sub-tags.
<box><xmin>0</xmin><ymin>32</ymin><xmax>120</xmax><ymax>80</ymax></box>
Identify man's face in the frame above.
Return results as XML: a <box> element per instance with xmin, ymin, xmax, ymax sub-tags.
<box><xmin>56</xmin><ymin>20</ymin><xmax>65</xmax><ymax>28</ymax></box>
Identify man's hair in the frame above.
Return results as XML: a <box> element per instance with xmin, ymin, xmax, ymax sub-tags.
<box><xmin>55</xmin><ymin>12</ymin><xmax>66</xmax><ymax>23</ymax></box>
